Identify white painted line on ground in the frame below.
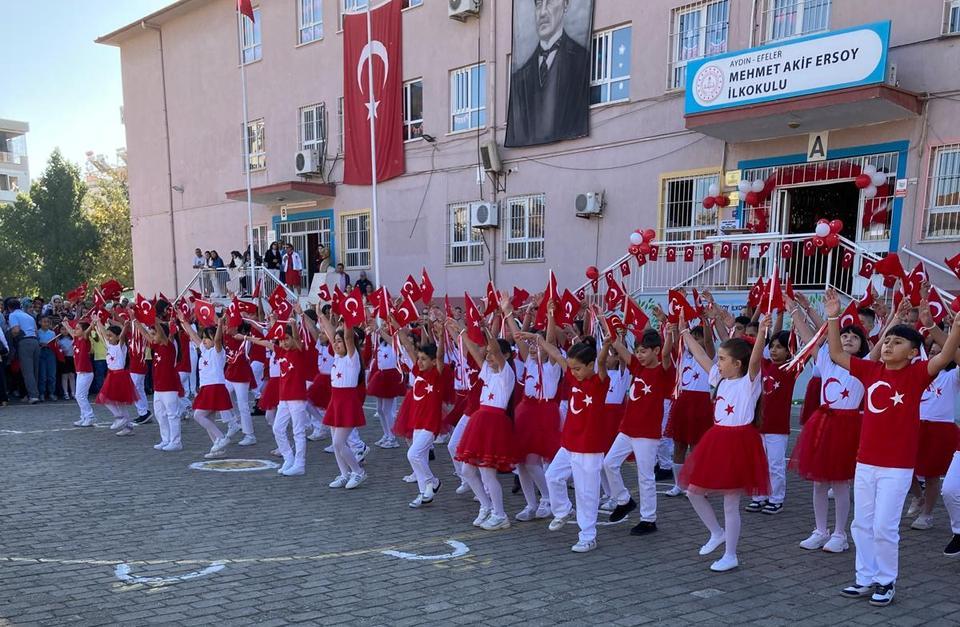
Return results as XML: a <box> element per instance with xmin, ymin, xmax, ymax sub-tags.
<box><xmin>381</xmin><ymin>540</ymin><xmax>470</xmax><ymax>561</ymax></box>
<box><xmin>114</xmin><ymin>561</ymin><xmax>226</xmax><ymax>586</ymax></box>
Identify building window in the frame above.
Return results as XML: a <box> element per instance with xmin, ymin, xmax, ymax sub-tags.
<box><xmin>504</xmin><ymin>195</ymin><xmax>545</xmax><ymax>262</ymax></box>
<box><xmin>0</xmin><ymin>174</ymin><xmax>19</xmax><ymax>192</ymax></box>
<box><xmin>340</xmin><ymin>0</ymin><xmax>368</xmax><ymax>29</ymax></box>
<box><xmin>403</xmin><ymin>79</ymin><xmax>424</xmax><ymax>142</ymax></box>
<box><xmin>450</xmin><ymin>63</ymin><xmax>486</xmax><ymax>132</ymax></box>
<box><xmin>342</xmin><ymin>213</ymin><xmax>371</xmax><ymax>269</ymax></box>
<box><xmin>668</xmin><ymin>0</ymin><xmax>729</xmax><ymax>90</ymax></box>
<box><xmin>402</xmin><ymin>0</ymin><xmax>423</xmax><ymax>8</ymax></box>
<box><xmin>240</xmin><ymin>7</ymin><xmax>262</xmax><ymax>64</ymax></box>
<box><xmin>946</xmin><ymin>0</ymin><xmax>960</xmax><ymax>34</ymax></box>
<box><xmin>446</xmin><ymin>203</ymin><xmax>484</xmax><ymax>265</ymax></box>
<box><xmin>299</xmin><ymin>103</ymin><xmax>326</xmax><ymax>152</ymax></box>
<box><xmin>337</xmin><ymin>97</ymin><xmax>345</xmax><ymax>155</ymax></box>
<box><xmin>244</xmin><ymin>119</ymin><xmax>266</xmax><ymax>171</ymax></box>
<box><xmin>924</xmin><ymin>144</ymin><xmax>960</xmax><ymax>240</ymax></box>
<box><xmin>298</xmin><ymin>0</ymin><xmax>323</xmax><ymax>44</ymax></box>
<box><xmin>590</xmin><ymin>25</ymin><xmax>632</xmax><ymax>105</ymax></box>
<box><xmin>661</xmin><ymin>173</ymin><xmax>720</xmax><ymax>241</ymax></box>
<box><xmin>761</xmin><ymin>0</ymin><xmax>830</xmax><ymax>43</ymax></box>
<box><xmin>246</xmin><ymin>225</ymin><xmax>269</xmax><ymax>259</ymax></box>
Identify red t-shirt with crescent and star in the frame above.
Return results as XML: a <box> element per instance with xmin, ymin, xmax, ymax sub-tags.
<box><xmin>759</xmin><ymin>359</ymin><xmax>798</xmax><ymax>435</ymax></box>
<box><xmin>850</xmin><ymin>356</ymin><xmax>934</xmax><ymax>469</ymax></box>
<box><xmin>409</xmin><ymin>365</ymin><xmax>443</xmax><ymax>434</ymax></box>
<box><xmin>619</xmin><ymin>357</ymin><xmax>670</xmax><ymax>439</ymax></box>
<box><xmin>275</xmin><ymin>346</ymin><xmax>308</xmax><ymax>401</ymax></box>
<box><xmin>561</xmin><ymin>371</ymin><xmax>611</xmax><ymax>453</ymax></box>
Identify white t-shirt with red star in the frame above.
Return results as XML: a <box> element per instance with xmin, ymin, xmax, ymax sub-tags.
<box><xmin>709</xmin><ymin>365</ymin><xmax>761</xmax><ymax>427</ymax></box>
<box><xmin>331</xmin><ymin>350</ymin><xmax>362</xmax><ymax>389</ymax></box>
<box><xmin>523</xmin><ymin>355</ymin><xmax>561</xmax><ymax>400</ymax></box>
<box><xmin>315</xmin><ymin>340</ymin><xmax>334</xmax><ymax>375</ymax></box>
<box><xmin>920</xmin><ymin>367</ymin><xmax>960</xmax><ymax>424</ymax></box>
<box><xmin>479</xmin><ymin>362</ymin><xmax>515</xmax><ymax>410</ymax></box>
<box><xmin>815</xmin><ymin>344</ymin><xmax>864</xmax><ymax>410</ymax></box>
<box><xmin>678</xmin><ymin>351</ymin><xmax>711</xmax><ymax>393</ymax></box>
<box><xmin>198</xmin><ymin>345</ymin><xmax>226</xmax><ymax>387</ymax></box>
<box><xmin>605</xmin><ymin>368</ymin><xmax>630</xmax><ymax>405</ymax></box>
<box><xmin>105</xmin><ymin>342</ymin><xmax>128</xmax><ymax>372</ymax></box>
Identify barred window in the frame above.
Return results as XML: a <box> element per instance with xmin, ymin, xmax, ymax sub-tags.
<box><xmin>298</xmin><ymin>0</ymin><xmax>323</xmax><ymax>44</ymax></box>
<box><xmin>239</xmin><ymin>7</ymin><xmax>262</xmax><ymax>64</ymax></box>
<box><xmin>590</xmin><ymin>24</ymin><xmax>631</xmax><ymax>105</ymax></box>
<box><xmin>661</xmin><ymin>173</ymin><xmax>719</xmax><ymax>241</ymax></box>
<box><xmin>450</xmin><ymin>63</ymin><xmax>486</xmax><ymax>132</ymax></box>
<box><xmin>760</xmin><ymin>0</ymin><xmax>830</xmax><ymax>43</ymax></box>
<box><xmin>342</xmin><ymin>213</ymin><xmax>371</xmax><ymax>269</ymax></box>
<box><xmin>504</xmin><ymin>195</ymin><xmax>545</xmax><ymax>262</ymax></box>
<box><xmin>403</xmin><ymin>79</ymin><xmax>423</xmax><ymax>142</ymax></box>
<box><xmin>446</xmin><ymin>203</ymin><xmax>484</xmax><ymax>266</ymax></box>
<box><xmin>668</xmin><ymin>1</ymin><xmax>729</xmax><ymax>90</ymax></box>
<box><xmin>299</xmin><ymin>103</ymin><xmax>326</xmax><ymax>152</ymax></box>
<box><xmin>924</xmin><ymin>144</ymin><xmax>960</xmax><ymax>240</ymax></box>
<box><xmin>244</xmin><ymin>119</ymin><xmax>266</xmax><ymax>171</ymax></box>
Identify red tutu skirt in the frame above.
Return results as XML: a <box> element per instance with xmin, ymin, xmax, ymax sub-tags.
<box><xmin>602</xmin><ymin>403</ymin><xmax>625</xmax><ymax>450</ymax></box>
<box><xmin>95</xmin><ymin>370</ymin><xmax>138</xmax><ymax>405</ymax></box>
<box><xmin>323</xmin><ymin>387</ymin><xmax>366</xmax><ymax>428</ymax></box>
<box><xmin>367</xmin><ymin>368</ymin><xmax>406</xmax><ymax>398</ymax></box>
<box><xmin>259</xmin><ymin>378</ymin><xmax>279</xmax><ymax>411</ymax></box>
<box><xmin>455</xmin><ymin>405</ymin><xmax>520</xmax><ymax>472</ymax></box>
<box><xmin>666</xmin><ymin>391</ymin><xmax>713</xmax><ymax>446</ymax></box>
<box><xmin>789</xmin><ymin>407</ymin><xmax>861</xmax><ymax>482</ymax></box>
<box><xmin>916</xmin><ymin>421</ymin><xmax>959</xmax><ymax>477</ymax></box>
<box><xmin>393</xmin><ymin>389</ymin><xmax>415</xmax><ymax>440</ymax></box>
<box><xmin>193</xmin><ymin>383</ymin><xmax>233</xmax><ymax>411</ymax></box>
<box><xmin>799</xmin><ymin>376</ymin><xmax>821</xmax><ymax>426</ymax></box>
<box><xmin>513</xmin><ymin>397</ymin><xmax>561</xmax><ymax>460</ymax></box>
<box><xmin>679</xmin><ymin>425</ymin><xmax>771</xmax><ymax>496</ymax></box>
<box><xmin>307</xmin><ymin>373</ymin><xmax>332</xmax><ymax>409</ymax></box>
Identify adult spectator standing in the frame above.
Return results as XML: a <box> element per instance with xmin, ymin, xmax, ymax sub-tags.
<box><xmin>209</xmin><ymin>250</ymin><xmax>227</xmax><ymax>297</ymax></box>
<box><xmin>317</xmin><ymin>244</ymin><xmax>331</xmax><ymax>273</ymax></box>
<box><xmin>355</xmin><ymin>271</ymin><xmax>373</xmax><ymax>295</ymax></box>
<box><xmin>191</xmin><ymin>248</ymin><xmax>205</xmax><ymax>271</ymax></box>
<box><xmin>6</xmin><ymin>298</ymin><xmax>41</xmax><ymax>404</ymax></box>
<box><xmin>0</xmin><ymin>309</ymin><xmax>9</xmax><ymax>406</ymax></box>
<box><xmin>264</xmin><ymin>241</ymin><xmax>283</xmax><ymax>284</ymax></box>
<box><xmin>333</xmin><ymin>263</ymin><xmax>351</xmax><ymax>290</ymax></box>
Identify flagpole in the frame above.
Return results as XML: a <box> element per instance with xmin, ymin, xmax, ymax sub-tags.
<box><xmin>365</xmin><ymin>3</ymin><xmax>382</xmax><ymax>289</ymax></box>
<box><xmin>238</xmin><ymin>10</ymin><xmax>256</xmax><ymax>300</ymax></box>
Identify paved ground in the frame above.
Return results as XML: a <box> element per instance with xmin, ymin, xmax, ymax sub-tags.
<box><xmin>1</xmin><ymin>399</ymin><xmax>959</xmax><ymax>627</ymax></box>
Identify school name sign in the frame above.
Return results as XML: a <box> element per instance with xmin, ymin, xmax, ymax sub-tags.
<box><xmin>685</xmin><ymin>21</ymin><xmax>890</xmax><ymax>115</ymax></box>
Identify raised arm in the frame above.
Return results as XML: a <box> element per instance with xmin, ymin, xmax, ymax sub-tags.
<box><xmin>449</xmin><ymin>318</ymin><xmax>485</xmax><ymax>367</ymax></box>
<box><xmin>317</xmin><ymin>309</ymin><xmax>338</xmax><ymax>346</ymax></box>
<box><xmin>749</xmin><ymin>315</ymin><xmax>771</xmax><ymax>381</ymax></box>
<box><xmin>661</xmin><ymin>322</ymin><xmax>676</xmax><ymax>371</ymax></box>
<box><xmin>214</xmin><ymin>316</ymin><xmax>224</xmax><ymax>352</ymax></box>
<box><xmin>176</xmin><ymin>311</ymin><xmax>203</xmax><ymax>347</ymax></box>
<box><xmin>702</xmin><ymin>315</ymin><xmax>716</xmax><ymax>361</ymax></box>
<box><xmin>868</xmin><ymin>298</ymin><xmax>910</xmax><ymax>361</ymax></box>
<box><xmin>678</xmin><ymin>313</ymin><xmax>713</xmax><ymax>373</ymax></box>
<box><xmin>500</xmin><ymin>293</ymin><xmax>528</xmax><ymax>362</ymax></box>
<box><xmin>824</xmin><ymin>289</ymin><xmax>851</xmax><ymax>371</ymax></box>
<box><xmin>929</xmin><ymin>313</ymin><xmax>960</xmax><ymax>377</ymax></box>
<box><xmin>433</xmin><ymin>321</ymin><xmax>446</xmax><ymax>374</ymax></box>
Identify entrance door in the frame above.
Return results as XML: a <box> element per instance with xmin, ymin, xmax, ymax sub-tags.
<box><xmin>277</xmin><ymin>216</ymin><xmax>332</xmax><ymax>291</ymax></box>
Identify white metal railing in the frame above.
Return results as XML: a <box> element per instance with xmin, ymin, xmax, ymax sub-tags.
<box><xmin>0</xmin><ymin>151</ymin><xmax>23</xmax><ymax>165</ymax></box>
<box><xmin>178</xmin><ymin>266</ymin><xmax>296</xmax><ymax>304</ymax></box>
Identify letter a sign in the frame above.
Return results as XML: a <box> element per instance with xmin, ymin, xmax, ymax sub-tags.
<box><xmin>807</xmin><ymin>131</ymin><xmax>828</xmax><ymax>162</ymax></box>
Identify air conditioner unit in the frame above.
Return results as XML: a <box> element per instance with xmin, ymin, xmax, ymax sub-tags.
<box><xmin>295</xmin><ymin>149</ymin><xmax>319</xmax><ymax>176</ymax></box>
<box><xmin>449</xmin><ymin>0</ymin><xmax>481</xmax><ymax>21</ymax></box>
<box><xmin>575</xmin><ymin>192</ymin><xmax>604</xmax><ymax>218</ymax></box>
<box><xmin>479</xmin><ymin>139</ymin><xmax>502</xmax><ymax>173</ymax></box>
<box><xmin>470</xmin><ymin>201</ymin><xmax>498</xmax><ymax>228</ymax></box>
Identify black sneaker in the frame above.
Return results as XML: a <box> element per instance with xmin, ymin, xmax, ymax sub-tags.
<box><xmin>630</xmin><ymin>521</ymin><xmax>657</xmax><ymax>535</ymax></box>
<box><xmin>944</xmin><ymin>534</ymin><xmax>960</xmax><ymax>557</ymax></box>
<box><xmin>840</xmin><ymin>583</ymin><xmax>873</xmax><ymax>598</ymax></box>
<box><xmin>744</xmin><ymin>500</ymin><xmax>766</xmax><ymax>513</ymax></box>
<box><xmin>428</xmin><ymin>449</ymin><xmax>436</xmax><ymax>461</ymax></box>
<box><xmin>512</xmin><ymin>475</ymin><xmax>521</xmax><ymax>494</ymax></box>
<box><xmin>133</xmin><ymin>411</ymin><xmax>153</xmax><ymax>425</ymax></box>
<box><xmin>869</xmin><ymin>583</ymin><xmax>895</xmax><ymax>607</ymax></box>
<box><xmin>761</xmin><ymin>503</ymin><xmax>783</xmax><ymax>515</ymax></box>
<box><xmin>654</xmin><ymin>467</ymin><xmax>674</xmax><ymax>482</ymax></box>
<box><xmin>610</xmin><ymin>498</ymin><xmax>637</xmax><ymax>523</ymax></box>
<box><xmin>251</xmin><ymin>406</ymin><xmax>266</xmax><ymax>416</ymax></box>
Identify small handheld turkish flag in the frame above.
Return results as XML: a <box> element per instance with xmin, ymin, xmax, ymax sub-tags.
<box><xmin>534</xmin><ymin>271</ymin><xmax>559</xmax><ymax>329</ymax></box>
<box><xmin>839</xmin><ymin>300</ymin><xmax>864</xmax><ymax>332</ymax></box>
<box><xmin>556</xmin><ymin>289</ymin><xmax>581</xmax><ymax>326</ymax></box>
<box><xmin>226</xmin><ymin>298</ymin><xmax>243</xmax><ymax>328</ymax></box>
<box><xmin>874</xmin><ymin>253</ymin><xmax>906</xmax><ymax>282</ymax></box>
<box><xmin>747</xmin><ymin>277</ymin><xmax>764</xmax><ymax>309</ymax></box>
<box><xmin>134</xmin><ymin>294</ymin><xmax>156</xmax><ymax>326</ymax></box>
<box><xmin>483</xmin><ymin>281</ymin><xmax>500</xmax><ymax>316</ymax></box>
<box><xmin>420</xmin><ymin>268</ymin><xmax>435</xmax><ymax>305</ymax></box>
<box><xmin>340</xmin><ymin>287</ymin><xmax>367</xmax><ymax>327</ymax></box>
<box><xmin>666</xmin><ymin>289</ymin><xmax>698</xmax><ymax>324</ymax></box>
<box><xmin>605</xmin><ymin>314</ymin><xmax>626</xmax><ymax>336</ymax></box>
<box><xmin>368</xmin><ymin>286</ymin><xmax>390</xmax><ymax>320</ymax></box>
<box><xmin>175</xmin><ymin>299</ymin><xmax>191</xmax><ymax>321</ymax></box>
<box><xmin>603</xmin><ymin>271</ymin><xmax>625</xmax><ymax>311</ymax></box>
<box><xmin>100</xmin><ymin>279</ymin><xmax>123</xmax><ymax>302</ymax></box>
<box><xmin>401</xmin><ymin>274</ymin><xmax>423</xmax><ymax>303</ymax></box>
<box><xmin>194</xmin><ymin>299</ymin><xmax>217</xmax><ymax>327</ymax></box>
<box><xmin>511</xmin><ymin>287</ymin><xmax>529</xmax><ymax>309</ymax></box>
<box><xmin>318</xmin><ymin>284</ymin><xmax>331</xmax><ymax>303</ymax></box>
<box><xmin>928</xmin><ymin>289</ymin><xmax>948</xmax><ymax>324</ymax></box>
<box><xmin>945</xmin><ymin>252</ymin><xmax>960</xmax><ymax>281</ymax></box>
<box><xmin>463</xmin><ymin>292</ymin><xmax>485</xmax><ymax>345</ymax></box>
<box><xmin>392</xmin><ymin>291</ymin><xmax>419</xmax><ymax>327</ymax></box>
<box><xmin>624</xmin><ymin>297</ymin><xmax>649</xmax><ymax>340</ymax></box>
<box><xmin>267</xmin><ymin>321</ymin><xmax>286</xmax><ymax>341</ymax></box>
<box><xmin>858</xmin><ymin>258</ymin><xmax>876</xmax><ymax>279</ymax></box>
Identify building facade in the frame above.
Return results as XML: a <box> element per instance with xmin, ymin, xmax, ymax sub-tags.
<box><xmin>0</xmin><ymin>119</ymin><xmax>30</xmax><ymax>206</ymax></box>
<box><xmin>98</xmin><ymin>0</ymin><xmax>960</xmax><ymax>297</ymax></box>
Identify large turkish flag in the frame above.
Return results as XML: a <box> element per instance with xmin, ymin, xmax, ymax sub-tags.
<box><xmin>343</xmin><ymin>0</ymin><xmax>404</xmax><ymax>185</ymax></box>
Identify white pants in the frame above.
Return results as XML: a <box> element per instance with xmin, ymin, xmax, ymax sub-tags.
<box><xmin>375</xmin><ymin>397</ymin><xmax>396</xmax><ymax>439</ymax></box>
<box><xmin>941</xmin><ymin>452</ymin><xmax>960</xmax><ymax>535</ymax></box>
<box><xmin>75</xmin><ymin>372</ymin><xmax>94</xmax><ymax>421</ymax></box>
<box><xmin>348</xmin><ymin>427</ymin><xmax>364</xmax><ymax>451</ymax></box>
<box><xmin>189</xmin><ymin>348</ymin><xmax>199</xmax><ymax>395</ymax></box>
<box><xmin>546</xmin><ymin>448</ymin><xmax>603</xmax><ymax>543</ymax></box>
<box><xmin>604</xmin><ymin>433</ymin><xmax>659</xmax><ymax>522</ymax></box>
<box><xmin>407</xmin><ymin>429</ymin><xmax>437</xmax><ymax>493</ymax></box>
<box><xmin>758</xmin><ymin>434</ymin><xmax>788</xmax><ymax>505</ymax></box>
<box><xmin>851</xmin><ymin>462</ymin><xmax>913</xmax><ymax>586</ymax></box>
<box><xmin>273</xmin><ymin>400</ymin><xmax>309</xmax><ymax>468</ymax></box>
<box><xmin>250</xmin><ymin>361</ymin><xmax>264</xmax><ymax>399</ymax></box>
<box><xmin>130</xmin><ymin>373</ymin><xmax>148</xmax><ymax>416</ymax></box>
<box><xmin>154</xmin><ymin>391</ymin><xmax>181</xmax><ymax>446</ymax></box>
<box><xmin>225</xmin><ymin>379</ymin><xmax>253</xmax><ymax>436</ymax></box>
<box><xmin>447</xmin><ymin>415</ymin><xmax>471</xmax><ymax>479</ymax></box>
<box><xmin>657</xmin><ymin>402</ymin><xmax>674</xmax><ymax>470</ymax></box>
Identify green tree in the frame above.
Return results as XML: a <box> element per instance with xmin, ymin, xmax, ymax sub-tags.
<box><xmin>0</xmin><ymin>149</ymin><xmax>99</xmax><ymax>296</ymax></box>
<box><xmin>84</xmin><ymin>153</ymin><xmax>133</xmax><ymax>287</ymax></box>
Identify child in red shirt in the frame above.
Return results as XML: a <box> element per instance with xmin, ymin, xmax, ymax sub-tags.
<box><xmin>826</xmin><ymin>288</ymin><xmax>960</xmax><ymax>606</ymax></box>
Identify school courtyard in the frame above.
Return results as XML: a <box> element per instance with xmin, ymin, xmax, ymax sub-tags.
<box><xmin>1</xmin><ymin>401</ymin><xmax>959</xmax><ymax>626</ymax></box>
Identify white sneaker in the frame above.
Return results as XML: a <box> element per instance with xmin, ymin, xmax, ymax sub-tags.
<box><xmin>665</xmin><ymin>486</ymin><xmax>684</xmax><ymax>497</ymax></box>
<box><xmin>204</xmin><ymin>449</ymin><xmax>226</xmax><ymax>459</ymax></box>
<box><xmin>355</xmin><ymin>445</ymin><xmax>370</xmax><ymax>462</ymax></box>
<box><xmin>307</xmin><ymin>428</ymin><xmax>327</xmax><ymax>442</ymax></box>
<box><xmin>80</xmin><ymin>417</ymin><xmax>96</xmax><ymax>427</ymax></box>
<box><xmin>434</xmin><ymin>433</ymin><xmax>449</xmax><ymax>444</ymax></box>
<box><xmin>535</xmin><ymin>503</ymin><xmax>552</xmax><ymax>519</ymax></box>
<box><xmin>161</xmin><ymin>442</ymin><xmax>182</xmax><ymax>452</ymax></box>
<box><xmin>115</xmin><ymin>426</ymin><xmax>134</xmax><ymax>437</ymax></box>
<box><xmin>281</xmin><ymin>464</ymin><xmax>305</xmax><ymax>476</ymax></box>
<box><xmin>345</xmin><ymin>472</ymin><xmax>367</xmax><ymax>489</ymax></box>
<box><xmin>225</xmin><ymin>422</ymin><xmax>241</xmax><ymax>439</ymax></box>
<box><xmin>328</xmin><ymin>475</ymin><xmax>349</xmax><ymax>488</ymax></box>
<box><xmin>270</xmin><ymin>448</ymin><xmax>283</xmax><ymax>457</ymax></box>
<box><xmin>911</xmin><ymin>514</ymin><xmax>934</xmax><ymax>530</ymax></box>
<box><xmin>153</xmin><ymin>442</ymin><xmax>168</xmax><ymax>450</ymax></box>
<box><xmin>238</xmin><ymin>434</ymin><xmax>257</xmax><ymax>446</ymax></box>
<box><xmin>380</xmin><ymin>437</ymin><xmax>400</xmax><ymax>449</ymax></box>
<box><xmin>472</xmin><ymin>507</ymin><xmax>492</xmax><ymax>527</ymax></box>
<box><xmin>515</xmin><ymin>506</ymin><xmax>536</xmax><ymax>522</ymax></box>
<box><xmin>72</xmin><ymin>419</ymin><xmax>86</xmax><ymax>427</ymax></box>
<box><xmin>481</xmin><ymin>513</ymin><xmax>510</xmax><ymax>531</ymax></box>
<box><xmin>456</xmin><ymin>483</ymin><xmax>471</xmax><ymax>495</ymax></box>
<box><xmin>423</xmin><ymin>478</ymin><xmax>439</xmax><ymax>500</ymax></box>
<box><xmin>699</xmin><ymin>532</ymin><xmax>726</xmax><ymax>556</ymax></box>
<box><xmin>409</xmin><ymin>494</ymin><xmax>427</xmax><ymax>508</ymax></box>
<box><xmin>571</xmin><ymin>540</ymin><xmax>597</xmax><ymax>553</ymax></box>
<box><xmin>549</xmin><ymin>510</ymin><xmax>575</xmax><ymax>531</ymax></box>
<box><xmin>109</xmin><ymin>418</ymin><xmax>123</xmax><ymax>430</ymax></box>
<box><xmin>374</xmin><ymin>436</ymin><xmax>386</xmax><ymax>447</ymax></box>
<box><xmin>822</xmin><ymin>532</ymin><xmax>849</xmax><ymax>553</ymax></box>
<box><xmin>324</xmin><ymin>444</ymin><xmax>335</xmax><ymax>453</ymax></box>
<box><xmin>827</xmin><ymin>487</ymin><xmax>835</xmax><ymax>499</ymax></box>
<box><xmin>710</xmin><ymin>554</ymin><xmax>739</xmax><ymax>572</ymax></box>
<box><xmin>210</xmin><ymin>435</ymin><xmax>230</xmax><ymax>453</ymax></box>
<box><xmin>599</xmin><ymin>497</ymin><xmax>617</xmax><ymax>512</ymax></box>
<box><xmin>906</xmin><ymin>496</ymin><xmax>923</xmax><ymax>517</ymax></box>
<box><xmin>799</xmin><ymin>530</ymin><xmax>831</xmax><ymax>550</ymax></box>
<box><xmin>402</xmin><ymin>473</ymin><xmax>417</xmax><ymax>483</ymax></box>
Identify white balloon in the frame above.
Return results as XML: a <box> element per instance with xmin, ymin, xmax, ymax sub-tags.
<box><xmin>863</xmin><ymin>185</ymin><xmax>878</xmax><ymax>199</ymax></box>
<box><xmin>629</xmin><ymin>232</ymin><xmax>643</xmax><ymax>246</ymax></box>
<box><xmin>708</xmin><ymin>183</ymin><xmax>720</xmax><ymax>197</ymax></box>
<box><xmin>815</xmin><ymin>222</ymin><xmax>831</xmax><ymax>237</ymax></box>
<box><xmin>737</xmin><ymin>180</ymin><xmax>751</xmax><ymax>194</ymax></box>
<box><xmin>870</xmin><ymin>172</ymin><xmax>886</xmax><ymax>187</ymax></box>
<box><xmin>751</xmin><ymin>179</ymin><xmax>764</xmax><ymax>193</ymax></box>
<box><xmin>863</xmin><ymin>164</ymin><xmax>877</xmax><ymax>176</ymax></box>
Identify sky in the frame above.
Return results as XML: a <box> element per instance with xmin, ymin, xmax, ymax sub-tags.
<box><xmin>0</xmin><ymin>0</ymin><xmax>173</xmax><ymax>178</ymax></box>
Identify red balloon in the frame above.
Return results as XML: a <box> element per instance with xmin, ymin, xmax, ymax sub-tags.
<box><xmin>745</xmin><ymin>191</ymin><xmax>759</xmax><ymax>206</ymax></box>
<box><xmin>716</xmin><ymin>195</ymin><xmax>730</xmax><ymax>208</ymax></box>
<box><xmin>829</xmin><ymin>219</ymin><xmax>844</xmax><ymax>234</ymax></box>
<box><xmin>702</xmin><ymin>196</ymin><xmax>716</xmax><ymax>209</ymax></box>
<box><xmin>638</xmin><ymin>242</ymin><xmax>652</xmax><ymax>255</ymax></box>
<box><xmin>642</xmin><ymin>228</ymin><xmax>656</xmax><ymax>242</ymax></box>
<box><xmin>855</xmin><ymin>174</ymin><xmax>871</xmax><ymax>189</ymax></box>
<box><xmin>585</xmin><ymin>266</ymin><xmax>599</xmax><ymax>280</ymax></box>
<box><xmin>823</xmin><ymin>233</ymin><xmax>840</xmax><ymax>248</ymax></box>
